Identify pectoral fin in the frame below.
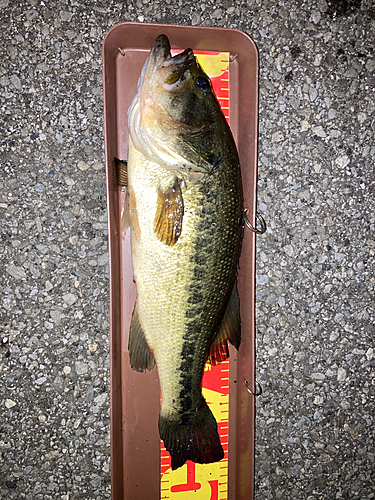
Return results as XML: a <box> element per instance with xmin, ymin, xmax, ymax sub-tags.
<box><xmin>154</xmin><ymin>177</ymin><xmax>184</xmax><ymax>246</ymax></box>
<box><xmin>208</xmin><ymin>281</ymin><xmax>241</xmax><ymax>365</ymax></box>
<box><xmin>128</xmin><ymin>300</ymin><xmax>155</xmax><ymax>372</ymax></box>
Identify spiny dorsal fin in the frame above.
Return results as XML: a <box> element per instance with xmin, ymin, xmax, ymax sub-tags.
<box><xmin>128</xmin><ymin>300</ymin><xmax>155</xmax><ymax>373</ymax></box>
<box><xmin>114</xmin><ymin>158</ymin><xmax>128</xmax><ymax>188</ymax></box>
<box><xmin>114</xmin><ymin>158</ymin><xmax>131</xmax><ymax>234</ymax></box>
<box><xmin>154</xmin><ymin>177</ymin><xmax>184</xmax><ymax>246</ymax></box>
<box><xmin>208</xmin><ymin>281</ymin><xmax>241</xmax><ymax>365</ymax></box>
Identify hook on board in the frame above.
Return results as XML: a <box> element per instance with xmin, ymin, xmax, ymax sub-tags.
<box><xmin>245</xmin><ymin>379</ymin><xmax>262</xmax><ymax>397</ymax></box>
<box><xmin>243</xmin><ymin>209</ymin><xmax>267</xmax><ymax>235</ymax></box>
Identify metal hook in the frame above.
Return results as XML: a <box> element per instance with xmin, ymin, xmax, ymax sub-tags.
<box><xmin>245</xmin><ymin>379</ymin><xmax>262</xmax><ymax>397</ymax></box>
<box><xmin>243</xmin><ymin>209</ymin><xmax>267</xmax><ymax>235</ymax></box>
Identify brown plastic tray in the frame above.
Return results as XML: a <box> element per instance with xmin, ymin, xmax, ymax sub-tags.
<box><xmin>103</xmin><ymin>22</ymin><xmax>258</xmax><ymax>500</ymax></box>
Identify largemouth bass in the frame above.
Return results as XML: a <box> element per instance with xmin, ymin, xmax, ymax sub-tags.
<box><xmin>121</xmin><ymin>34</ymin><xmax>243</xmax><ymax>470</ymax></box>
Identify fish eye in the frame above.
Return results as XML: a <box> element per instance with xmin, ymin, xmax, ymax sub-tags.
<box><xmin>196</xmin><ymin>76</ymin><xmax>210</xmax><ymax>91</ymax></box>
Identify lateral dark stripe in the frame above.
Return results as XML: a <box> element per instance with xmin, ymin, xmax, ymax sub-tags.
<box><xmin>177</xmin><ymin>178</ymin><xmax>219</xmax><ymax>411</ymax></box>
<box><xmin>177</xmin><ymin>169</ymin><xmax>241</xmax><ymax>416</ymax></box>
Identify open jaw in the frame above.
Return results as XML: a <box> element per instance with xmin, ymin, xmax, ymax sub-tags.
<box><xmin>149</xmin><ymin>35</ymin><xmax>195</xmax><ymax>88</ymax></box>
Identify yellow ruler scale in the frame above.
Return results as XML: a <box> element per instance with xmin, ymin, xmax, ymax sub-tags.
<box><xmin>160</xmin><ymin>51</ymin><xmax>230</xmax><ymax>500</ymax></box>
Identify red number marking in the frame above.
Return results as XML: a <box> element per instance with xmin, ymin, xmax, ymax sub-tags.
<box><xmin>170</xmin><ymin>462</ymin><xmax>201</xmax><ymax>493</ymax></box>
<box><xmin>208</xmin><ymin>480</ymin><xmax>219</xmax><ymax>500</ymax></box>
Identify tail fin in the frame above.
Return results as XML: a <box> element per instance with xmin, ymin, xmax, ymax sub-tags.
<box><xmin>159</xmin><ymin>398</ymin><xmax>224</xmax><ymax>470</ymax></box>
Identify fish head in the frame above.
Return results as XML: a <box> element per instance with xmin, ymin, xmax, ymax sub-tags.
<box><xmin>134</xmin><ymin>34</ymin><xmax>231</xmax><ymax>171</ymax></box>
<box><xmin>147</xmin><ymin>36</ymin><xmax>217</xmax><ymax>129</ymax></box>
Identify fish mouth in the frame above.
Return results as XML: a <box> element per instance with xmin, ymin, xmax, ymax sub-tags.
<box><xmin>149</xmin><ymin>34</ymin><xmax>172</xmax><ymax>67</ymax></box>
<box><xmin>149</xmin><ymin>35</ymin><xmax>195</xmax><ymax>87</ymax></box>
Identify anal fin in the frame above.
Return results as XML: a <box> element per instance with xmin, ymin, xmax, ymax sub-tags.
<box><xmin>128</xmin><ymin>300</ymin><xmax>155</xmax><ymax>372</ymax></box>
<box><xmin>208</xmin><ymin>280</ymin><xmax>241</xmax><ymax>365</ymax></box>
<box><xmin>154</xmin><ymin>177</ymin><xmax>184</xmax><ymax>246</ymax></box>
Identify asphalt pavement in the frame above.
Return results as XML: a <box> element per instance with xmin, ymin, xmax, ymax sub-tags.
<box><xmin>0</xmin><ymin>0</ymin><xmax>374</xmax><ymax>498</ymax></box>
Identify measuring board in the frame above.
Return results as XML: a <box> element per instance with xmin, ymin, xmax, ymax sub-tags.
<box><xmin>104</xmin><ymin>22</ymin><xmax>258</xmax><ymax>500</ymax></box>
<box><xmin>160</xmin><ymin>51</ymin><xmax>231</xmax><ymax>500</ymax></box>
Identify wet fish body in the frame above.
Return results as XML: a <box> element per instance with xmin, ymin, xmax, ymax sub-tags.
<box><xmin>124</xmin><ymin>35</ymin><xmax>243</xmax><ymax>470</ymax></box>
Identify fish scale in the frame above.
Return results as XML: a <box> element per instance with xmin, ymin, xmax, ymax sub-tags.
<box><xmin>128</xmin><ymin>140</ymin><xmax>240</xmax><ymax>413</ymax></box>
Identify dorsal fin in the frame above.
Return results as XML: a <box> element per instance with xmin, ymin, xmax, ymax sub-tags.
<box><xmin>114</xmin><ymin>158</ymin><xmax>128</xmax><ymax>188</ymax></box>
